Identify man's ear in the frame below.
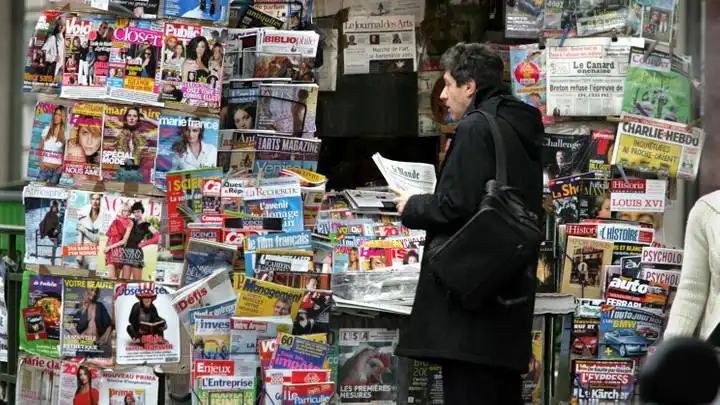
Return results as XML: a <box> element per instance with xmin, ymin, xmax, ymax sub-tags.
<box><xmin>463</xmin><ymin>80</ymin><xmax>477</xmax><ymax>98</ymax></box>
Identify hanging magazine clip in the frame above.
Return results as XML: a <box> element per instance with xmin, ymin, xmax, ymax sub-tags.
<box><xmin>611</xmin><ymin>34</ymin><xmax>618</xmax><ymax>42</ymax></box>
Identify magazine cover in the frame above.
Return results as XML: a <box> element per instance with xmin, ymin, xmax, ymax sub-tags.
<box><xmin>232</xmin><ymin>275</ymin><xmax>304</xmax><ymax>318</ymax></box>
<box><xmin>20</xmin><ymin>272</ymin><xmax>63</xmax><ymax>358</ymax></box>
<box><xmin>107</xmin><ymin>21</ymin><xmax>163</xmax><ymax>105</ymax></box>
<box><xmin>571</xmin><ymin>316</ymin><xmax>600</xmax><ymax>360</ymax></box>
<box><xmin>522</xmin><ymin>318</ymin><xmax>544</xmax><ymax>405</ymax></box>
<box><xmin>23</xmin><ymin>185</ymin><xmax>68</xmax><ymax>266</ymax></box>
<box><xmin>60</xmin><ymin>278</ymin><xmax>115</xmax><ymax>359</ymax></box>
<box><xmin>24</xmin><ymin>10</ymin><xmax>66</xmax><ymax>93</ymax></box>
<box><xmin>536</xmin><ymin>241</ymin><xmax>555</xmax><ymax>293</ymax></box>
<box><xmin>338</xmin><ymin>328</ymin><xmax>398</xmax><ymax>403</ymax></box>
<box><xmin>183</xmin><ymin>239</ymin><xmax>237</xmax><ymax>286</ymax></box>
<box><xmin>560</xmin><ymin>236</ymin><xmax>614</xmax><ymax>299</ymax></box>
<box><xmin>191</xmin><ymin>316</ymin><xmax>231</xmax><ymax>361</ymax></box>
<box><xmin>165</xmin><ymin>167</ymin><xmax>224</xmax><ymax>252</ymax></box>
<box><xmin>108</xmin><ymin>0</ymin><xmax>160</xmax><ymax>18</ymax></box>
<box><xmin>154</xmin><ymin>114</ymin><xmax>221</xmax><ymax>192</ymax></box>
<box><xmin>244</xmin><ymin>230</ymin><xmax>313</xmax><ymax>275</ymax></box>
<box><xmin>230</xmin><ymin>177</ymin><xmax>304</xmax><ymax>232</ymax></box>
<box><xmin>159</xmin><ymin>22</ymin><xmax>226</xmax><ymax>108</ymax></box>
<box><xmin>163</xmin><ymin>0</ymin><xmax>230</xmax><ymax>23</ymax></box>
<box><xmin>60</xmin><ymin>102</ymin><xmax>105</xmax><ymax>186</ymax></box>
<box><xmin>622</xmin><ymin>47</ymin><xmax>692</xmax><ymax>124</ymax></box>
<box><xmin>504</xmin><ymin>0</ymin><xmax>543</xmax><ymax>39</ymax></box>
<box><xmin>58</xmin><ymin>361</ymin><xmax>103</xmax><ymax>405</ymax></box>
<box><xmin>101</xmin><ymin>105</ymin><xmax>160</xmax><ymax>184</ymax></box>
<box><xmin>571</xmin><ymin>359</ymin><xmax>634</xmax><ymax>404</ymax></box>
<box><xmin>400</xmin><ymin>359</ymin><xmax>443</xmax><ymax>405</ymax></box>
<box><xmin>60</xmin><ymin>16</ymin><xmax>116</xmax><ymax>99</ymax></box>
<box><xmin>114</xmin><ymin>282</ymin><xmax>180</xmax><ymax>364</ymax></box>
<box><xmin>217</xmin><ymin>129</ymin><xmax>258</xmax><ymax>176</ymax></box>
<box><xmin>598</xmin><ymin>304</ymin><xmax>663</xmax><ymax>359</ymax></box>
<box><xmin>194</xmin><ymin>376</ymin><xmax>255</xmax><ymax>404</ymax></box>
<box><xmin>510</xmin><ymin>44</ymin><xmax>546</xmax><ymax>116</ymax></box>
<box><xmin>61</xmin><ymin>191</ymin><xmax>102</xmax><ymax>270</ymax></box>
<box><xmin>100</xmin><ymin>366</ymin><xmax>160</xmax><ymax>405</ymax></box>
<box><xmin>272</xmin><ymin>332</ymin><xmax>330</xmax><ymax>370</ymax></box>
<box><xmin>253</xmin><ymin>134</ymin><xmax>321</xmax><ymax>178</ymax></box>
<box><xmin>264</xmin><ymin>369</ymin><xmax>331</xmax><ymax>405</ymax></box>
<box><xmin>253</xmin><ymin>30</ymin><xmax>320</xmax><ymax>83</ymax></box>
<box><xmin>27</xmin><ymin>102</ymin><xmax>69</xmax><ymax>184</ymax></box>
<box><xmin>15</xmin><ymin>354</ymin><xmax>61</xmax><ymax>405</ymax></box>
<box><xmin>255</xmin><ymin>83</ymin><xmax>319</xmax><ymax>137</ymax></box>
<box><xmin>97</xmin><ymin>194</ymin><xmax>162</xmax><ymax>281</ymax></box>
<box><xmin>223</xmin><ymin>29</ymin><xmax>259</xmax><ymax>83</ymax></box>
<box><xmin>293</xmin><ymin>290</ymin><xmax>332</xmax><ymax>335</ymax></box>
<box><xmin>542</xmin><ymin>133</ymin><xmax>591</xmax><ymax>187</ymax></box>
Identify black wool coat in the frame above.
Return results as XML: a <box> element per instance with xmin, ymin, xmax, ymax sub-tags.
<box><xmin>394</xmin><ymin>86</ymin><xmax>544</xmax><ymax>373</ymax></box>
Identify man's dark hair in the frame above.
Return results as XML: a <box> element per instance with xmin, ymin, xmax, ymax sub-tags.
<box><xmin>440</xmin><ymin>43</ymin><xmax>505</xmax><ymax>89</ymax></box>
<box><xmin>131</xmin><ymin>201</ymin><xmax>145</xmax><ymax>213</ymax></box>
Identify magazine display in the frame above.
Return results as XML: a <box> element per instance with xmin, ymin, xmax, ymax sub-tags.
<box><xmin>343</xmin><ymin>15</ymin><xmax>417</xmax><ymax>74</ymax></box>
<box><xmin>160</xmin><ymin>22</ymin><xmax>226</xmax><ymax>109</ymax></box>
<box><xmin>114</xmin><ymin>282</ymin><xmax>181</xmax><ymax>364</ymax></box>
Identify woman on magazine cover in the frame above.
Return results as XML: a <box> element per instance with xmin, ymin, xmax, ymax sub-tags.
<box><xmin>170</xmin><ymin>121</ymin><xmax>218</xmax><ymax>170</ymax></box>
<box><xmin>182</xmin><ymin>36</ymin><xmax>211</xmax><ymax>83</ymax></box>
<box><xmin>76</xmin><ymin>193</ymin><xmax>102</xmax><ymax>269</ymax></box>
<box><xmin>140</xmin><ymin>46</ymin><xmax>157</xmax><ymax>78</ymax></box>
<box><xmin>169</xmin><ymin>43</ymin><xmax>185</xmax><ymax>65</ymax></box>
<box><xmin>41</xmin><ymin>14</ymin><xmax>65</xmax><ymax>78</ymax></box>
<box><xmin>209</xmin><ymin>43</ymin><xmax>223</xmax><ymax>81</ymax></box>
<box><xmin>38</xmin><ymin>104</ymin><xmax>67</xmax><ymax>184</ymax></box>
<box><xmin>74</xmin><ymin>287</ymin><xmax>113</xmax><ymax>357</ymax></box>
<box><xmin>122</xmin><ymin>201</ymin><xmax>159</xmax><ymax>280</ymax></box>
<box><xmin>104</xmin><ymin>202</ymin><xmax>133</xmax><ymax>279</ymax></box>
<box><xmin>114</xmin><ymin>107</ymin><xmax>158</xmax><ymax>183</ymax></box>
<box><xmin>65</xmin><ymin>122</ymin><xmax>102</xmax><ymax>177</ymax></box>
<box><xmin>73</xmin><ymin>366</ymin><xmax>99</xmax><ymax>405</ymax></box>
<box><xmin>230</xmin><ymin>105</ymin><xmax>255</xmax><ymax>130</ymax></box>
<box><xmin>39</xmin><ymin>200</ymin><xmax>61</xmax><ymax>263</ymax></box>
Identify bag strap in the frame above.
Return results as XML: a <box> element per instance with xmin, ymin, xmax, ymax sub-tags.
<box><xmin>477</xmin><ymin>110</ymin><xmax>508</xmax><ymax>185</ymax></box>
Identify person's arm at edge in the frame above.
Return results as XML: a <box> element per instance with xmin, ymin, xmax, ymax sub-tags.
<box><xmin>400</xmin><ymin>120</ymin><xmax>491</xmax><ymax>231</ymax></box>
<box><xmin>665</xmin><ymin>199</ymin><xmax>712</xmax><ymax>338</ymax></box>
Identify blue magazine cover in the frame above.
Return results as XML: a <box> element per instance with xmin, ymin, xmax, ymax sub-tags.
<box><xmin>244</xmin><ymin>230</ymin><xmax>312</xmax><ymax>276</ymax></box>
<box><xmin>231</xmin><ymin>178</ymin><xmax>304</xmax><ymax>233</ymax></box>
<box><xmin>163</xmin><ymin>0</ymin><xmax>230</xmax><ymax>23</ymax></box>
<box><xmin>598</xmin><ymin>304</ymin><xmax>663</xmax><ymax>359</ymax></box>
<box><xmin>183</xmin><ymin>239</ymin><xmax>236</xmax><ymax>285</ymax></box>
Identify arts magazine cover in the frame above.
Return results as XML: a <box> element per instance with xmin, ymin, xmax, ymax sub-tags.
<box><xmin>154</xmin><ymin>114</ymin><xmax>220</xmax><ymax>192</ymax></box>
<box><xmin>59</xmin><ymin>102</ymin><xmax>105</xmax><ymax>186</ymax></box>
<box><xmin>255</xmin><ymin>83</ymin><xmax>318</xmax><ymax>137</ymax></box>
<box><xmin>160</xmin><ymin>22</ymin><xmax>226</xmax><ymax>108</ymax></box>
<box><xmin>107</xmin><ymin>20</ymin><xmax>163</xmax><ymax>105</ymax></box>
<box><xmin>27</xmin><ymin>101</ymin><xmax>69</xmax><ymax>184</ymax></box>
<box><xmin>114</xmin><ymin>282</ymin><xmax>180</xmax><ymax>364</ymax></box>
<box><xmin>61</xmin><ymin>190</ymin><xmax>102</xmax><ymax>270</ymax></box>
<box><xmin>60</xmin><ymin>278</ymin><xmax>115</xmax><ymax>359</ymax></box>
<box><xmin>61</xmin><ymin>15</ymin><xmax>116</xmax><ymax>99</ymax></box>
<box><xmin>97</xmin><ymin>194</ymin><xmax>162</xmax><ymax>281</ymax></box>
<box><xmin>24</xmin><ymin>10</ymin><xmax>66</xmax><ymax>93</ymax></box>
<box><xmin>101</xmin><ymin>104</ymin><xmax>160</xmax><ymax>184</ymax></box>
<box><xmin>23</xmin><ymin>185</ymin><xmax>68</xmax><ymax>266</ymax></box>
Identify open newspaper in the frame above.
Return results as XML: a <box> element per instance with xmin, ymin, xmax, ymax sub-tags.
<box><xmin>372</xmin><ymin>153</ymin><xmax>436</xmax><ymax>195</ymax></box>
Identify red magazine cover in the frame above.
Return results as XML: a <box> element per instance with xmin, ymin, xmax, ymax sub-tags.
<box><xmin>281</xmin><ymin>382</ymin><xmax>335</xmax><ymax>405</ymax></box>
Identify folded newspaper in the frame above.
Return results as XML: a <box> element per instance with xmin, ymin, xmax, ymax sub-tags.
<box><xmin>372</xmin><ymin>153</ymin><xmax>437</xmax><ymax>195</ymax></box>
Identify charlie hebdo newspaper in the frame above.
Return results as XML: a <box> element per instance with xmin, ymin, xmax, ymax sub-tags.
<box><xmin>372</xmin><ymin>153</ymin><xmax>437</xmax><ymax>194</ymax></box>
<box><xmin>546</xmin><ymin>37</ymin><xmax>645</xmax><ymax>117</ymax></box>
<box><xmin>343</xmin><ymin>15</ymin><xmax>417</xmax><ymax>74</ymax></box>
<box><xmin>611</xmin><ymin>113</ymin><xmax>705</xmax><ymax>180</ymax></box>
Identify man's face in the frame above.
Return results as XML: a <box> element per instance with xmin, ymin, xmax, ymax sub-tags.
<box><xmin>439</xmin><ymin>72</ymin><xmax>474</xmax><ymax>121</ymax></box>
<box><xmin>556</xmin><ymin>151</ymin><xmax>566</xmax><ymax>165</ymax></box>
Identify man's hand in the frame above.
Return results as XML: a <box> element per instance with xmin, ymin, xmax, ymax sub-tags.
<box><xmin>389</xmin><ymin>187</ymin><xmax>411</xmax><ymax>215</ymax></box>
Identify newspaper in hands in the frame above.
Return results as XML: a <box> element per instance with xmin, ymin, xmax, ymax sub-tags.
<box><xmin>372</xmin><ymin>153</ymin><xmax>436</xmax><ymax>195</ymax></box>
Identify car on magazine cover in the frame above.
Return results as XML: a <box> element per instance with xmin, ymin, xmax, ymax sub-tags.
<box><xmin>603</xmin><ymin>329</ymin><xmax>649</xmax><ymax>357</ymax></box>
<box><xmin>571</xmin><ymin>336</ymin><xmax>598</xmax><ymax>356</ymax></box>
<box><xmin>637</xmin><ymin>327</ymin><xmax>659</xmax><ymax>340</ymax></box>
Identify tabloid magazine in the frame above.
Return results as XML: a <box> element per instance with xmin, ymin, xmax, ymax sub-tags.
<box><xmin>163</xmin><ymin>0</ymin><xmax>231</xmax><ymax>23</ymax></box>
<box><xmin>107</xmin><ymin>20</ymin><xmax>163</xmax><ymax>105</ymax></box>
<box><xmin>24</xmin><ymin>10</ymin><xmax>66</xmax><ymax>93</ymax></box>
<box><xmin>61</xmin><ymin>278</ymin><xmax>114</xmax><ymax>360</ymax></box>
<box><xmin>154</xmin><ymin>114</ymin><xmax>221</xmax><ymax>192</ymax></box>
<box><xmin>60</xmin><ymin>16</ymin><xmax>116</xmax><ymax>99</ymax></box>
<box><xmin>62</xmin><ymin>191</ymin><xmax>102</xmax><ymax>270</ymax></box>
<box><xmin>114</xmin><ymin>282</ymin><xmax>180</xmax><ymax>364</ymax></box>
<box><xmin>101</xmin><ymin>104</ymin><xmax>160</xmax><ymax>184</ymax></box>
<box><xmin>100</xmin><ymin>366</ymin><xmax>160</xmax><ymax>404</ymax></box>
<box><xmin>27</xmin><ymin>101</ymin><xmax>69</xmax><ymax>184</ymax></box>
<box><xmin>59</xmin><ymin>102</ymin><xmax>105</xmax><ymax>186</ymax></box>
<box><xmin>96</xmin><ymin>194</ymin><xmax>162</xmax><ymax>281</ymax></box>
<box><xmin>23</xmin><ymin>185</ymin><xmax>68</xmax><ymax>267</ymax></box>
<box><xmin>58</xmin><ymin>361</ymin><xmax>103</xmax><ymax>405</ymax></box>
<box><xmin>337</xmin><ymin>328</ymin><xmax>398</xmax><ymax>404</ymax></box>
<box><xmin>160</xmin><ymin>22</ymin><xmax>226</xmax><ymax>108</ymax></box>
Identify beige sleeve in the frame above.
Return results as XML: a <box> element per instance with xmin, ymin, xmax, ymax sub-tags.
<box><xmin>664</xmin><ymin>199</ymin><xmax>713</xmax><ymax>338</ymax></box>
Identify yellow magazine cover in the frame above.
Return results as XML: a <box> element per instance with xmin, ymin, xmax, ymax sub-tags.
<box><xmin>232</xmin><ymin>274</ymin><xmax>304</xmax><ymax>318</ymax></box>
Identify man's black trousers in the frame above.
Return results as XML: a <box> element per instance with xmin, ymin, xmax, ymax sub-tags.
<box><xmin>441</xmin><ymin>360</ymin><xmax>524</xmax><ymax>405</ymax></box>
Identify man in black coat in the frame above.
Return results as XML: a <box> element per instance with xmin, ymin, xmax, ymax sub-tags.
<box><xmin>391</xmin><ymin>43</ymin><xmax>544</xmax><ymax>404</ymax></box>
